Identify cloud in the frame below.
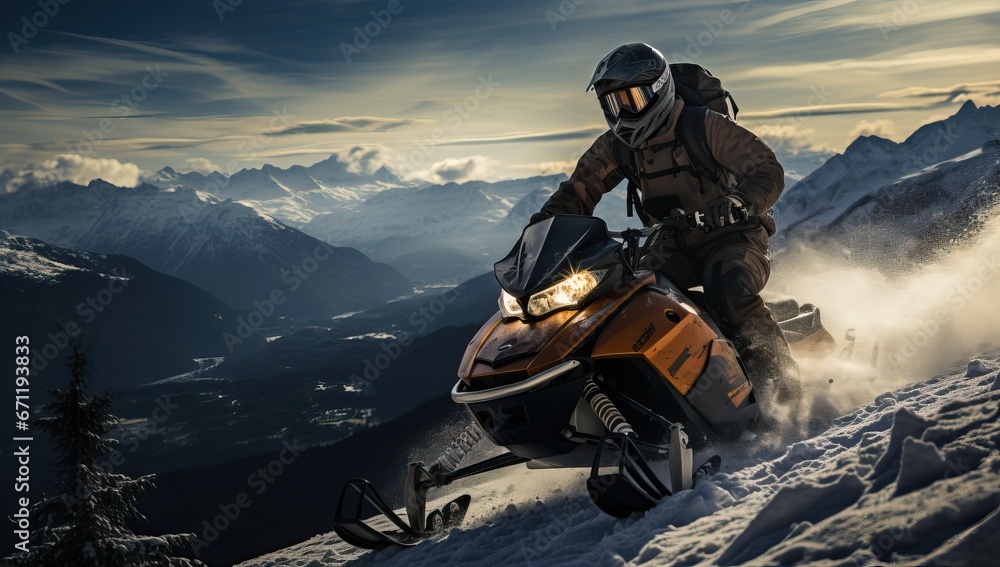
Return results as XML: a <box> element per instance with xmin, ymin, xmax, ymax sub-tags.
<box><xmin>183</xmin><ymin>157</ymin><xmax>221</xmax><ymax>175</ymax></box>
<box><xmin>410</xmin><ymin>156</ymin><xmax>498</xmax><ymax>183</ymax></box>
<box><xmin>268</xmin><ymin>116</ymin><xmax>433</xmax><ymax>136</ymax></box>
<box><xmin>848</xmin><ymin>119</ymin><xmax>896</xmax><ymax>142</ymax></box>
<box><xmin>878</xmin><ymin>80</ymin><xmax>1000</xmax><ymax>106</ymax></box>
<box><xmin>336</xmin><ymin>145</ymin><xmax>391</xmax><ymax>175</ymax></box>
<box><xmin>6</xmin><ymin>154</ymin><xmax>142</xmax><ymax>191</ymax></box>
<box><xmin>740</xmin><ymin>101</ymin><xmax>944</xmax><ymax>120</ymax></box>
<box><xmin>743</xmin><ymin>0</ymin><xmax>864</xmax><ymax>33</ymax></box>
<box><xmin>434</xmin><ymin>128</ymin><xmax>605</xmax><ymax>146</ymax></box>
<box><xmin>735</xmin><ymin>47</ymin><xmax>1000</xmax><ymax>79</ymax></box>
<box><xmin>536</xmin><ymin>161</ymin><xmax>577</xmax><ymax>176</ymax></box>
<box><xmin>916</xmin><ymin>112</ymin><xmax>954</xmax><ymax>128</ymax></box>
<box><xmin>752</xmin><ymin>124</ymin><xmax>833</xmax><ymax>154</ymax></box>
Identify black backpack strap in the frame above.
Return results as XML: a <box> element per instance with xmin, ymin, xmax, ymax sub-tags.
<box><xmin>677</xmin><ymin>106</ymin><xmax>729</xmax><ymax>191</ymax></box>
<box><xmin>726</xmin><ymin>92</ymin><xmax>739</xmax><ymax>119</ymax></box>
<box><xmin>613</xmin><ymin>138</ymin><xmax>648</xmax><ymax>223</ymax></box>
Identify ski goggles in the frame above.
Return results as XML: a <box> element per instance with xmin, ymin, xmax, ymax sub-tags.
<box><xmin>600</xmin><ymin>85</ymin><xmax>655</xmax><ymax>118</ymax></box>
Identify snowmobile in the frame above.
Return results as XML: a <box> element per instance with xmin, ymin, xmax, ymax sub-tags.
<box><xmin>333</xmin><ymin>212</ymin><xmax>833</xmax><ymax>549</ymax></box>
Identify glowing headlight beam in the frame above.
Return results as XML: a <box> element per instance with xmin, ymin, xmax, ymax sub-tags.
<box><xmin>499</xmin><ymin>269</ymin><xmax>608</xmax><ymax>319</ymax></box>
<box><xmin>527</xmin><ymin>269</ymin><xmax>608</xmax><ymax>317</ymax></box>
<box><xmin>499</xmin><ymin>289</ymin><xmax>522</xmax><ymax>317</ymax></box>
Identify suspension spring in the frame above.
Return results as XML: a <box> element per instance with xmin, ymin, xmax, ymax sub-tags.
<box><xmin>583</xmin><ymin>378</ymin><xmax>636</xmax><ymax>438</ymax></box>
<box><xmin>431</xmin><ymin>422</ymin><xmax>485</xmax><ymax>473</ymax></box>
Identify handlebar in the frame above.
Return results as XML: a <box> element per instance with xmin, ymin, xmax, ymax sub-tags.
<box><xmin>608</xmin><ymin>205</ymin><xmax>749</xmax><ymax>240</ymax></box>
<box><xmin>608</xmin><ymin>225</ymin><xmax>661</xmax><ymax>238</ymax></box>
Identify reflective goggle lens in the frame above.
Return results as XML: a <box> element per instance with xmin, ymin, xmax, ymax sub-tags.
<box><xmin>601</xmin><ymin>86</ymin><xmax>653</xmax><ymax>118</ymax></box>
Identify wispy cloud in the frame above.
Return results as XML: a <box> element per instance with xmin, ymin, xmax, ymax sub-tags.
<box><xmin>47</xmin><ymin>31</ymin><xmax>235</xmax><ymax>68</ymax></box>
<box><xmin>741</xmin><ymin>101</ymin><xmax>948</xmax><ymax>119</ymax></box>
<box><xmin>878</xmin><ymin>80</ymin><xmax>1000</xmax><ymax>104</ymax></box>
<box><xmin>268</xmin><ymin>116</ymin><xmax>433</xmax><ymax>136</ymax></box>
<box><xmin>0</xmin><ymin>86</ymin><xmax>47</xmax><ymax>111</ymax></box>
<box><xmin>744</xmin><ymin>0</ymin><xmax>865</xmax><ymax>33</ymax></box>
<box><xmin>737</xmin><ymin>0</ymin><xmax>1000</xmax><ymax>37</ymax></box>
<box><xmin>433</xmin><ymin>128</ymin><xmax>605</xmax><ymax>146</ymax></box>
<box><xmin>1</xmin><ymin>0</ymin><xmax>998</xmax><ymax>178</ymax></box>
<box><xmin>734</xmin><ymin>46</ymin><xmax>1000</xmax><ymax>80</ymax></box>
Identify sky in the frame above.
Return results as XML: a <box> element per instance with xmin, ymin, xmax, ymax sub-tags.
<box><xmin>1</xmin><ymin>0</ymin><xmax>999</xmax><ymax>185</ymax></box>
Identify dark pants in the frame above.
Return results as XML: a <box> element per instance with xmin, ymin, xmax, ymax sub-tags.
<box><xmin>643</xmin><ymin>220</ymin><xmax>798</xmax><ymax>390</ymax></box>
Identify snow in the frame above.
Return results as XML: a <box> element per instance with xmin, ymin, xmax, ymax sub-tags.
<box><xmin>332</xmin><ymin>311</ymin><xmax>363</xmax><ymax>320</ymax></box>
<box><xmin>0</xmin><ymin>229</ymin><xmax>117</xmax><ymax>282</ymax></box>
<box><xmin>896</xmin><ymin>147</ymin><xmax>984</xmax><ymax>181</ymax></box>
<box><xmin>238</xmin><ymin>351</ymin><xmax>1000</xmax><ymax>566</ymax></box>
<box><xmin>0</xmin><ymin>244</ymin><xmax>83</xmax><ymax>281</ymax></box>
<box><xmin>343</xmin><ymin>333</ymin><xmax>397</xmax><ymax>341</ymax></box>
<box><xmin>774</xmin><ymin>103</ymin><xmax>1000</xmax><ymax>244</ymax></box>
<box><xmin>147</xmin><ymin>357</ymin><xmax>226</xmax><ymax>385</ymax></box>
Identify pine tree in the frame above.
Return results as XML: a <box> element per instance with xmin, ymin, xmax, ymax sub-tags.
<box><xmin>8</xmin><ymin>343</ymin><xmax>205</xmax><ymax>567</ymax></box>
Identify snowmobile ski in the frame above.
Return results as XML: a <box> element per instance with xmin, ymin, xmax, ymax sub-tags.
<box><xmin>587</xmin><ymin>433</ymin><xmax>671</xmax><ymax>518</ymax></box>
<box><xmin>693</xmin><ymin>455</ymin><xmax>722</xmax><ymax>484</ymax></box>
<box><xmin>332</xmin><ymin>478</ymin><xmax>472</xmax><ymax>549</ymax></box>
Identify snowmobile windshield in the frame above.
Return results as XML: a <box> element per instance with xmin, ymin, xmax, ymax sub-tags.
<box><xmin>494</xmin><ymin>215</ymin><xmax>621</xmax><ymax>297</ymax></box>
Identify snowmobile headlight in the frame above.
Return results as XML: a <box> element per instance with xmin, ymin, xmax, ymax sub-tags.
<box><xmin>499</xmin><ymin>289</ymin><xmax>523</xmax><ymax>318</ymax></box>
<box><xmin>526</xmin><ymin>269</ymin><xmax>608</xmax><ymax>317</ymax></box>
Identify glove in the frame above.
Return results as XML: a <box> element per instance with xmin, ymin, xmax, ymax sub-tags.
<box><xmin>529</xmin><ymin>211</ymin><xmax>553</xmax><ymax>224</ymax></box>
<box><xmin>704</xmin><ymin>193</ymin><xmax>749</xmax><ymax>229</ymax></box>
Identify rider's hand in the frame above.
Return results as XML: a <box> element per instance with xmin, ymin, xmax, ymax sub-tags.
<box><xmin>704</xmin><ymin>193</ymin><xmax>749</xmax><ymax>229</ymax></box>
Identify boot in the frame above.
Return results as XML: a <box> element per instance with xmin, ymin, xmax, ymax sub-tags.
<box><xmin>733</xmin><ymin>316</ymin><xmax>802</xmax><ymax>404</ymax></box>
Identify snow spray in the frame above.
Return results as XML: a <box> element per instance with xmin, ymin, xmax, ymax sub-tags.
<box><xmin>763</xmin><ymin>212</ymin><xmax>1000</xmax><ymax>435</ymax></box>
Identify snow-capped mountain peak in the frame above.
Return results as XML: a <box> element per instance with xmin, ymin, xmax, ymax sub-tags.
<box><xmin>774</xmin><ymin>102</ymin><xmax>1000</xmax><ymax>252</ymax></box>
<box><xmin>843</xmin><ymin>134</ymin><xmax>897</xmax><ymax>156</ymax></box>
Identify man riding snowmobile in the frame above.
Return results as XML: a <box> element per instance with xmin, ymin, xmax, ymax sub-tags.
<box><xmin>532</xmin><ymin>43</ymin><xmax>799</xmax><ymax>400</ymax></box>
<box><xmin>329</xmin><ymin>44</ymin><xmax>833</xmax><ymax>551</ymax></box>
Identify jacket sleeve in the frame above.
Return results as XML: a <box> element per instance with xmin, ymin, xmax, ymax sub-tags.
<box><xmin>703</xmin><ymin>111</ymin><xmax>785</xmax><ymax>212</ymax></box>
<box><xmin>539</xmin><ymin>131</ymin><xmax>625</xmax><ymax>216</ymax></box>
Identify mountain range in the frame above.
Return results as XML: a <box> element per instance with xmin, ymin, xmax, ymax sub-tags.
<box><xmin>0</xmin><ymin>180</ymin><xmax>412</xmax><ymax>319</ymax></box>
<box><xmin>0</xmin><ymin>230</ymin><xmax>261</xmax><ymax>388</ymax></box>
<box><xmin>145</xmin><ymin>154</ymin><xmax>414</xmax><ymax>226</ymax></box>
<box><xmin>773</xmin><ymin>100</ymin><xmax>1000</xmax><ymax>267</ymax></box>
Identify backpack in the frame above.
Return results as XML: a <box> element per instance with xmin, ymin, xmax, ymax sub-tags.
<box><xmin>614</xmin><ymin>63</ymin><xmax>738</xmax><ymax>223</ymax></box>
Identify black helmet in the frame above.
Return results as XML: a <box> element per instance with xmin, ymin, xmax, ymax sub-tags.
<box><xmin>587</xmin><ymin>43</ymin><xmax>676</xmax><ymax>149</ymax></box>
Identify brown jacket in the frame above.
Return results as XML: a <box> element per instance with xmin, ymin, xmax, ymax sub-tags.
<box><xmin>539</xmin><ymin>98</ymin><xmax>784</xmax><ymax>245</ymax></box>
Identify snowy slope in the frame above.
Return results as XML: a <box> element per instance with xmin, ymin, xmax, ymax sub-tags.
<box><xmin>775</xmin><ymin>101</ymin><xmax>1000</xmax><ymax>244</ymax></box>
<box><xmin>239</xmin><ymin>352</ymin><xmax>1000</xmax><ymax>566</ymax></box>
<box><xmin>815</xmin><ymin>140</ymin><xmax>1000</xmax><ymax>270</ymax></box>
